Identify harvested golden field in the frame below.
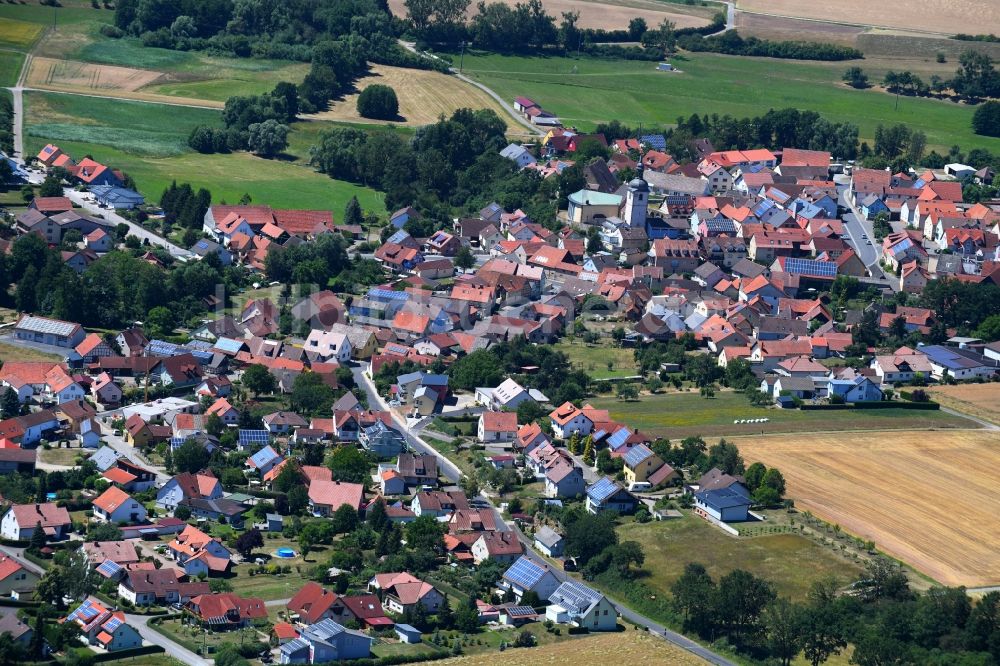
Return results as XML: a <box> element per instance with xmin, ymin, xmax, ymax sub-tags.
<box><xmin>424</xmin><ymin>632</ymin><xmax>707</xmax><ymax>665</ymax></box>
<box><xmin>735</xmin><ymin>0</ymin><xmax>1000</xmax><ymax>36</ymax></box>
<box><xmin>306</xmin><ymin>64</ymin><xmax>509</xmax><ymax>127</ymax></box>
<box><xmin>25</xmin><ymin>57</ymin><xmax>223</xmax><ymax>108</ymax></box>
<box><xmin>388</xmin><ymin>0</ymin><xmax>713</xmax><ymax>31</ymax></box>
<box><xmin>927</xmin><ymin>383</ymin><xmax>1000</xmax><ymax>426</ymax></box>
<box><xmin>736</xmin><ymin>12</ymin><xmax>862</xmax><ymax>46</ymax></box>
<box><xmin>737</xmin><ymin>430</ymin><xmax>1000</xmax><ymax>587</ymax></box>
<box><xmin>28</xmin><ymin>57</ymin><xmax>163</xmax><ymax>92</ymax></box>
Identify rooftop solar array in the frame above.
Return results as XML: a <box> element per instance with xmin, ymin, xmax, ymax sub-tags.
<box><xmin>249</xmin><ymin>445</ymin><xmax>279</xmax><ymax>467</ymax></box>
<box><xmin>550</xmin><ymin>580</ymin><xmax>602</xmax><ymax>615</ymax></box>
<box><xmin>503</xmin><ymin>556</ymin><xmax>545</xmax><ymax>589</ymax></box>
<box><xmin>67</xmin><ymin>599</ymin><xmax>101</xmax><ymax>624</ymax></box>
<box><xmin>96</xmin><ymin>560</ymin><xmax>122</xmax><ymax>578</ymax></box>
<box><xmin>606</xmin><ymin>428</ymin><xmax>630</xmax><ymax>451</ymax></box>
<box><xmin>505</xmin><ymin>606</ymin><xmax>537</xmax><ymax>617</ymax></box>
<box><xmin>784</xmin><ymin>257</ymin><xmax>837</xmax><ymax>278</ymax></box>
<box><xmin>238</xmin><ymin>430</ymin><xmax>270</xmax><ymax>447</ymax></box>
<box><xmin>102</xmin><ymin>616</ymin><xmax>122</xmax><ymax>632</ymax></box>
<box><xmin>623</xmin><ymin>444</ymin><xmax>654</xmax><ymax>468</ymax></box>
<box><xmin>367</xmin><ymin>288</ymin><xmax>410</xmax><ymax>302</ymax></box>
<box><xmin>17</xmin><ymin>315</ymin><xmax>78</xmax><ymax>336</ymax></box>
<box><xmin>586</xmin><ymin>477</ymin><xmax>620</xmax><ymax>503</ymax></box>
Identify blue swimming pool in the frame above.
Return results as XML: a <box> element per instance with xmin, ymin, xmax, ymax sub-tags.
<box><xmin>275</xmin><ymin>548</ymin><xmax>296</xmax><ymax>558</ymax></box>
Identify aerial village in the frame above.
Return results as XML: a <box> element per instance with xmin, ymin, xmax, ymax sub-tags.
<box><xmin>0</xmin><ymin>112</ymin><xmax>997</xmax><ymax>665</ymax></box>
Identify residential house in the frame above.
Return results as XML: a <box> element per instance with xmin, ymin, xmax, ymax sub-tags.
<box><xmin>358</xmin><ymin>420</ymin><xmax>406</xmax><ymax>458</ymax></box>
<box><xmin>0</xmin><ymin>502</ymin><xmax>71</xmax><ymax>541</ymax></box>
<box><xmin>155</xmin><ymin>471</ymin><xmax>223</xmax><ymax>511</ymax></box>
<box><xmin>546</xmin><ymin>581</ymin><xmax>617</xmax><ymax>631</ymax></box>
<box><xmin>372</xmin><ymin>572</ymin><xmax>444</xmax><ymax>615</ymax></box>
<box><xmin>65</xmin><ymin>599</ymin><xmax>142</xmax><ymax>651</ymax></box>
<box><xmin>0</xmin><ymin>554</ymin><xmax>39</xmax><ymax>597</ymax></box>
<box><xmin>548</xmin><ymin>402</ymin><xmax>593</xmax><ymax>439</ymax></box>
<box><xmin>395</xmin><ymin>453</ymin><xmax>437</xmax><ymax>487</ymax></box>
<box><xmin>471</xmin><ymin>531</ymin><xmax>523</xmax><ymax>565</ymax></box>
<box><xmin>308</xmin><ymin>480</ymin><xmax>364</xmax><ymax>517</ymax></box>
<box><xmin>411</xmin><ymin>491</ymin><xmax>468</xmax><ymax>518</ymax></box>
<box><xmin>93</xmin><ymin>486</ymin><xmax>147</xmax><ymax>524</ymax></box>
<box><xmin>279</xmin><ymin>619</ymin><xmax>373</xmax><ymax>664</ymax></box>
<box><xmin>544</xmin><ymin>460</ymin><xmax>585</xmax><ymax>499</ymax></box>
<box><xmin>167</xmin><ymin>524</ymin><xmax>233</xmax><ymax>577</ymax></box>
<box><xmin>118</xmin><ymin>568</ymin><xmax>210</xmax><ymax>606</ymax></box>
<box><xmin>186</xmin><ymin>593</ymin><xmax>266</xmax><ymax>629</ymax></box>
<box><xmin>532</xmin><ymin>526</ymin><xmax>564</xmax><ymax>558</ymax></box>
<box><xmin>304</xmin><ymin>330</ymin><xmax>352</xmax><ymax>364</ymax></box>
<box><xmin>478</xmin><ymin>411</ymin><xmax>518</xmax><ymax>446</ymax></box>
<box><xmin>499</xmin><ymin>556</ymin><xmax>561</xmax><ymax>602</ymax></box>
<box><xmin>694</xmin><ymin>483</ymin><xmax>752</xmax><ymax>522</ymax></box>
<box><xmin>179</xmin><ymin>498</ymin><xmax>247</xmax><ymax>529</ymax></box>
<box><xmin>586</xmin><ymin>477</ymin><xmax>638</xmax><ymax>515</ymax></box>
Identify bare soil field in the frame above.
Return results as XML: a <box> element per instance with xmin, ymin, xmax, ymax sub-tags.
<box><xmin>388</xmin><ymin>0</ymin><xmax>714</xmax><ymax>31</ymax></box>
<box><xmin>26</xmin><ymin>57</ymin><xmax>223</xmax><ymax>108</ymax></box>
<box><xmin>736</xmin><ymin>12</ymin><xmax>862</xmax><ymax>46</ymax></box>
<box><xmin>305</xmin><ymin>64</ymin><xmax>510</xmax><ymax>127</ymax></box>
<box><xmin>737</xmin><ymin>430</ymin><xmax>1000</xmax><ymax>587</ymax></box>
<box><xmin>735</xmin><ymin>0</ymin><xmax>1000</xmax><ymax>36</ymax></box>
<box><xmin>426</xmin><ymin>632</ymin><xmax>707</xmax><ymax>665</ymax></box>
<box><xmin>927</xmin><ymin>383</ymin><xmax>1000</xmax><ymax>426</ymax></box>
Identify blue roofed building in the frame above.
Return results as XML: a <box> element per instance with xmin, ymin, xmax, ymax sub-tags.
<box><xmin>917</xmin><ymin>345</ymin><xmax>998</xmax><ymax>381</ymax></box>
<box><xmin>499</xmin><ymin>556</ymin><xmax>561</xmax><ymax>602</ymax></box>
<box><xmin>189</xmin><ymin>238</ymin><xmax>232</xmax><ymax>266</ymax></box>
<box><xmin>246</xmin><ymin>445</ymin><xmax>282</xmax><ymax>476</ymax></box>
<box><xmin>640</xmin><ymin>134</ymin><xmax>666</xmax><ymax>151</ymax></box>
<box><xmin>694</xmin><ymin>483</ymin><xmax>752</xmax><ymax>522</ymax></box>
<box><xmin>586</xmin><ymin>477</ymin><xmax>638</xmax><ymax>515</ymax></box>
<box><xmin>546</xmin><ymin>581</ymin><xmax>617</xmax><ymax>631</ymax></box>
<box><xmin>89</xmin><ymin>185</ymin><xmax>145</xmax><ymax>210</ymax></box>
<box><xmin>359</xmin><ymin>420</ymin><xmax>407</xmax><ymax>458</ymax></box>
<box><xmin>237</xmin><ymin>429</ymin><xmax>270</xmax><ymax>451</ymax></box>
<box><xmin>279</xmin><ymin>618</ymin><xmax>373</xmax><ymax>664</ymax></box>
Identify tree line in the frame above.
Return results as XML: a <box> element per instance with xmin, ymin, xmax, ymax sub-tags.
<box><xmin>676</xmin><ymin>29</ymin><xmax>863</xmax><ymax>61</ymax></box>
<box><xmin>664</xmin><ymin>108</ymin><xmax>860</xmax><ymax>161</ymax></box>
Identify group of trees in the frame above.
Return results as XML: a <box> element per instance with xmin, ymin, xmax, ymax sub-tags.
<box><xmin>675</xmin><ymin>560</ymin><xmax>1000</xmax><ymax>665</ymax></box>
<box><xmin>189</xmin><ymin>82</ymin><xmax>298</xmax><ymax>156</ymax></box>
<box><xmin>310</xmin><ymin>108</ymin><xmax>560</xmax><ymax>220</ymax></box>
<box><xmin>446</xmin><ymin>336</ymin><xmax>591</xmax><ymax>406</ymax></box>
<box><xmin>1</xmin><ymin>232</ymin><xmax>240</xmax><ymax>331</ymax></box>
<box><xmin>356</xmin><ymin>83</ymin><xmax>399</xmax><ymax>120</ymax></box>
<box><xmin>263</xmin><ymin>232</ymin><xmax>351</xmax><ymax>287</ymax></box>
<box><xmin>666</xmin><ymin>108</ymin><xmax>860</xmax><ymax>162</ymax></box>
<box><xmin>160</xmin><ymin>180</ymin><xmax>211</xmax><ymax>235</ymax></box>
<box><xmin>677</xmin><ymin>29</ymin><xmax>863</xmax><ymax>61</ymax></box>
<box><xmin>467</xmin><ymin>0</ymin><xmax>557</xmax><ymax>52</ymax></box>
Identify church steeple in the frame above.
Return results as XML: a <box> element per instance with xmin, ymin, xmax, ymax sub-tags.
<box><xmin>624</xmin><ymin>152</ymin><xmax>649</xmax><ymax>227</ymax></box>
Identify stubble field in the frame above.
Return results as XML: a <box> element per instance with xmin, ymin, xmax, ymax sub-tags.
<box><xmin>305</xmin><ymin>64</ymin><xmax>511</xmax><ymax>128</ymax></box>
<box><xmin>735</xmin><ymin>0</ymin><xmax>1000</xmax><ymax>36</ymax></box>
<box><xmin>927</xmin><ymin>383</ymin><xmax>1000</xmax><ymax>426</ymax></box>
<box><xmin>737</xmin><ymin>430</ymin><xmax>1000</xmax><ymax>587</ymax></box>
<box><xmin>388</xmin><ymin>0</ymin><xmax>715</xmax><ymax>31</ymax></box>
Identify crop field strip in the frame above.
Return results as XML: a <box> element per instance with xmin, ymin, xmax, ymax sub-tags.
<box><xmin>737</xmin><ymin>430</ymin><xmax>1000</xmax><ymax>587</ymax></box>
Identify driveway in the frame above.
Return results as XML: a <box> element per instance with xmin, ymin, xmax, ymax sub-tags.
<box><xmin>126</xmin><ymin>614</ymin><xmax>210</xmax><ymax>666</ymax></box>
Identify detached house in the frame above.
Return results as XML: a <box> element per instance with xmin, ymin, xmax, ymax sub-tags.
<box><xmin>308</xmin><ymin>480</ymin><xmax>364</xmax><ymax>517</ymax></box>
<box><xmin>93</xmin><ymin>486</ymin><xmax>147</xmax><ymax>525</ymax></box>
<box><xmin>167</xmin><ymin>524</ymin><xmax>233</xmax><ymax>576</ymax></box>
<box><xmin>548</xmin><ymin>402</ymin><xmax>593</xmax><ymax>439</ymax></box>
<box><xmin>500</xmin><ymin>556</ymin><xmax>561</xmax><ymax>602</ymax></box>
<box><xmin>156</xmin><ymin>471</ymin><xmax>223</xmax><ymax>511</ymax></box>
<box><xmin>586</xmin><ymin>477</ymin><xmax>638</xmax><ymax>515</ymax></box>
<box><xmin>546</xmin><ymin>581</ymin><xmax>617</xmax><ymax>631</ymax></box>
<box><xmin>0</xmin><ymin>502</ymin><xmax>71</xmax><ymax>541</ymax></box>
<box><xmin>478</xmin><ymin>411</ymin><xmax>518</xmax><ymax>446</ymax></box>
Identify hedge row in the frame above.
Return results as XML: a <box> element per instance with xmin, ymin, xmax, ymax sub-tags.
<box><xmin>799</xmin><ymin>401</ymin><xmax>939</xmax><ymax>411</ymax></box>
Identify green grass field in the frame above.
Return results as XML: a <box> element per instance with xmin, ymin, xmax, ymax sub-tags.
<box><xmin>0</xmin><ymin>16</ymin><xmax>43</xmax><ymax>50</ymax></box>
<box><xmin>0</xmin><ymin>2</ymin><xmax>101</xmax><ymax>26</ymax></box>
<box><xmin>587</xmin><ymin>390</ymin><xmax>974</xmax><ymax>439</ymax></box>
<box><xmin>617</xmin><ymin>513</ymin><xmax>864</xmax><ymax>601</ymax></box>
<box><xmin>554</xmin><ymin>339</ymin><xmax>641</xmax><ymax>380</ymax></box>
<box><xmin>0</xmin><ymin>51</ymin><xmax>25</xmax><ymax>87</ymax></box>
<box><xmin>25</xmin><ymin>91</ymin><xmax>384</xmax><ymax>213</ymax></box>
<box><xmin>27</xmin><ymin>90</ymin><xmax>221</xmax><ymax>157</ymax></box>
<box><xmin>459</xmin><ymin>50</ymin><xmax>1000</xmax><ymax>152</ymax></box>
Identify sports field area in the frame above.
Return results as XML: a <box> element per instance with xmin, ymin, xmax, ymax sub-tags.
<box><xmin>737</xmin><ymin>430</ymin><xmax>1000</xmax><ymax>587</ymax></box>
<box><xmin>587</xmin><ymin>391</ymin><xmax>975</xmax><ymax>439</ymax></box>
<box><xmin>458</xmin><ymin>50</ymin><xmax>1000</xmax><ymax>152</ymax></box>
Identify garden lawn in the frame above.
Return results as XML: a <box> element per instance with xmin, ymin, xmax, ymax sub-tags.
<box><xmin>458</xmin><ymin>50</ymin><xmax>1000</xmax><ymax>153</ymax></box>
<box><xmin>587</xmin><ymin>390</ymin><xmax>974</xmax><ymax>439</ymax></box>
<box><xmin>553</xmin><ymin>339</ymin><xmax>640</xmax><ymax>380</ymax></box>
<box><xmin>25</xmin><ymin>92</ymin><xmax>383</xmax><ymax>213</ymax></box>
<box><xmin>0</xmin><ymin>340</ymin><xmax>62</xmax><ymax>362</ymax></box>
<box><xmin>615</xmin><ymin>513</ymin><xmax>864</xmax><ymax>602</ymax></box>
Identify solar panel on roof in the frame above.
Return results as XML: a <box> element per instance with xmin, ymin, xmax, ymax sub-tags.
<box><xmin>784</xmin><ymin>257</ymin><xmax>836</xmax><ymax>278</ymax></box>
<box><xmin>606</xmin><ymin>428</ymin><xmax>630</xmax><ymax>451</ymax></box>
<box><xmin>102</xmin><ymin>616</ymin><xmax>122</xmax><ymax>632</ymax></box>
<box><xmin>503</xmin><ymin>556</ymin><xmax>544</xmax><ymax>588</ymax></box>
<box><xmin>96</xmin><ymin>560</ymin><xmax>122</xmax><ymax>577</ymax></box>
<box><xmin>587</xmin><ymin>477</ymin><xmax>620</xmax><ymax>503</ymax></box>
<box><xmin>238</xmin><ymin>430</ymin><xmax>270</xmax><ymax>446</ymax></box>
<box><xmin>506</xmin><ymin>606</ymin><xmax>536</xmax><ymax>617</ymax></box>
